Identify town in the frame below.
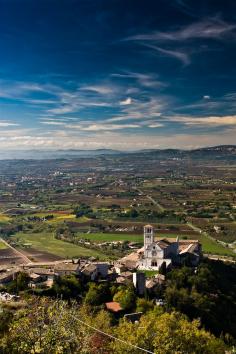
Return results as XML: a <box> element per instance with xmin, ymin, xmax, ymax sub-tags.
<box><xmin>0</xmin><ymin>149</ymin><xmax>235</xmax><ymax>352</ymax></box>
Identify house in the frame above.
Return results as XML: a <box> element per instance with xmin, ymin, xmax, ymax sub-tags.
<box><xmin>114</xmin><ymin>263</ymin><xmax>127</xmax><ymax>274</ymax></box>
<box><xmin>54</xmin><ymin>262</ymin><xmax>80</xmax><ymax>276</ymax></box>
<box><xmin>81</xmin><ymin>262</ymin><xmax>109</xmax><ymax>281</ymax></box>
<box><xmin>94</xmin><ymin>262</ymin><xmax>109</xmax><ymax>278</ymax></box>
<box><xmin>0</xmin><ymin>269</ymin><xmax>19</xmax><ymax>284</ymax></box>
<box><xmin>28</xmin><ymin>268</ymin><xmax>55</xmax><ymax>283</ymax></box>
<box><xmin>81</xmin><ymin>264</ymin><xmax>97</xmax><ymax>281</ymax></box>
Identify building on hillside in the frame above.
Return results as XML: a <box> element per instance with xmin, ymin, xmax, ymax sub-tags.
<box><xmin>54</xmin><ymin>262</ymin><xmax>80</xmax><ymax>277</ymax></box>
<box><xmin>138</xmin><ymin>225</ymin><xmax>201</xmax><ymax>270</ymax></box>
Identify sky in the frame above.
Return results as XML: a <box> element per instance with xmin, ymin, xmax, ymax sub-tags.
<box><xmin>0</xmin><ymin>0</ymin><xmax>236</xmax><ymax>151</ymax></box>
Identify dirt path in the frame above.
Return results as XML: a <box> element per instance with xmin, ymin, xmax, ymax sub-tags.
<box><xmin>134</xmin><ymin>187</ymin><xmax>165</xmax><ymax>212</ymax></box>
<box><xmin>0</xmin><ymin>237</ymin><xmax>31</xmax><ymax>264</ymax></box>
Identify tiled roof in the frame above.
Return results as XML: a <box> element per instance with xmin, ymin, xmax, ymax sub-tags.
<box><xmin>105</xmin><ymin>301</ymin><xmax>122</xmax><ymax>312</ymax></box>
<box><xmin>54</xmin><ymin>263</ymin><xmax>79</xmax><ymax>272</ymax></box>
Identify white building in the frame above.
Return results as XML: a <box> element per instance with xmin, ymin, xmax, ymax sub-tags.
<box><xmin>138</xmin><ymin>225</ymin><xmax>178</xmax><ymax>270</ymax></box>
<box><xmin>117</xmin><ymin>225</ymin><xmax>201</xmax><ymax>271</ymax></box>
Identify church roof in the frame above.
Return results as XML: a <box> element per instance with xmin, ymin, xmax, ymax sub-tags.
<box><xmin>156</xmin><ymin>239</ymin><xmax>171</xmax><ymax>249</ymax></box>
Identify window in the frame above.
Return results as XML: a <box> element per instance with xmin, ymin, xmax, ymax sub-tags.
<box><xmin>151</xmin><ymin>261</ymin><xmax>157</xmax><ymax>267</ymax></box>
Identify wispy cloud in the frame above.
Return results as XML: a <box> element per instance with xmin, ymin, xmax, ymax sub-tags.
<box><xmin>80</xmin><ymin>85</ymin><xmax>114</xmax><ymax>95</ymax></box>
<box><xmin>111</xmin><ymin>71</ymin><xmax>167</xmax><ymax>88</ymax></box>
<box><xmin>144</xmin><ymin>44</ymin><xmax>190</xmax><ymax>65</ymax></box>
<box><xmin>169</xmin><ymin>114</ymin><xmax>236</xmax><ymax>126</ymax></box>
<box><xmin>0</xmin><ymin>120</ymin><xmax>19</xmax><ymax>127</ymax></box>
<box><xmin>126</xmin><ymin>18</ymin><xmax>236</xmax><ymax>42</ymax></box>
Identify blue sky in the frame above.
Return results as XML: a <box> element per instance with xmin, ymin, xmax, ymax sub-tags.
<box><xmin>0</xmin><ymin>0</ymin><xmax>236</xmax><ymax>150</ymax></box>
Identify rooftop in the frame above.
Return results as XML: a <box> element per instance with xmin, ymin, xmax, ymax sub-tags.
<box><xmin>105</xmin><ymin>301</ymin><xmax>122</xmax><ymax>312</ymax></box>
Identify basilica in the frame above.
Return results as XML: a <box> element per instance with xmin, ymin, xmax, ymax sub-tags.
<box><xmin>138</xmin><ymin>225</ymin><xmax>201</xmax><ymax>270</ymax></box>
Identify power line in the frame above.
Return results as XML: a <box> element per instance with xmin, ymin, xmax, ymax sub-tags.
<box><xmin>72</xmin><ymin>315</ymin><xmax>155</xmax><ymax>354</ymax></box>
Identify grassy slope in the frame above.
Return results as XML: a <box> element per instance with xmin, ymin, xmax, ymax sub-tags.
<box><xmin>0</xmin><ymin>214</ymin><xmax>11</xmax><ymax>223</ymax></box>
<box><xmin>14</xmin><ymin>232</ymin><xmax>109</xmax><ymax>259</ymax></box>
<box><xmin>76</xmin><ymin>232</ymin><xmax>143</xmax><ymax>243</ymax></box>
<box><xmin>0</xmin><ymin>240</ymin><xmax>8</xmax><ymax>250</ymax></box>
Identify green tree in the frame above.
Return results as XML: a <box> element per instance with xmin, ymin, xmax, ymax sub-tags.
<box><xmin>84</xmin><ymin>283</ymin><xmax>110</xmax><ymax>306</ymax></box>
<box><xmin>111</xmin><ymin>311</ymin><xmax>226</xmax><ymax>354</ymax></box>
<box><xmin>7</xmin><ymin>272</ymin><xmax>30</xmax><ymax>294</ymax></box>
<box><xmin>136</xmin><ymin>298</ymin><xmax>154</xmax><ymax>313</ymax></box>
<box><xmin>113</xmin><ymin>286</ymin><xmax>136</xmax><ymax>311</ymax></box>
<box><xmin>52</xmin><ymin>275</ymin><xmax>82</xmax><ymax>299</ymax></box>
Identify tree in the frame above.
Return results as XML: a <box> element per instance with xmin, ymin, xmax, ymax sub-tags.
<box><xmin>0</xmin><ymin>298</ymin><xmax>112</xmax><ymax>354</ymax></box>
<box><xmin>111</xmin><ymin>311</ymin><xmax>226</xmax><ymax>354</ymax></box>
<box><xmin>136</xmin><ymin>298</ymin><xmax>154</xmax><ymax>313</ymax></box>
<box><xmin>84</xmin><ymin>283</ymin><xmax>110</xmax><ymax>306</ymax></box>
<box><xmin>7</xmin><ymin>272</ymin><xmax>30</xmax><ymax>294</ymax></box>
<box><xmin>1</xmin><ymin>298</ymin><xmax>85</xmax><ymax>353</ymax></box>
<box><xmin>159</xmin><ymin>261</ymin><xmax>167</xmax><ymax>275</ymax></box>
<box><xmin>52</xmin><ymin>275</ymin><xmax>82</xmax><ymax>299</ymax></box>
<box><xmin>113</xmin><ymin>286</ymin><xmax>136</xmax><ymax>311</ymax></box>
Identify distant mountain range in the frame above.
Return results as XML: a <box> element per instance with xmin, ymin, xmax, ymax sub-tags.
<box><xmin>0</xmin><ymin>145</ymin><xmax>235</xmax><ymax>160</ymax></box>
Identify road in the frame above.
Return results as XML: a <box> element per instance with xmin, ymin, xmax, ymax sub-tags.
<box><xmin>134</xmin><ymin>187</ymin><xmax>165</xmax><ymax>212</ymax></box>
<box><xmin>146</xmin><ymin>195</ymin><xmax>165</xmax><ymax>213</ymax></box>
<box><xmin>0</xmin><ymin>237</ymin><xmax>32</xmax><ymax>264</ymax></box>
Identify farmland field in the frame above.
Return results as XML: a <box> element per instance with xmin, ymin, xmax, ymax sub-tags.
<box><xmin>12</xmin><ymin>232</ymin><xmax>110</xmax><ymax>259</ymax></box>
<box><xmin>0</xmin><ymin>239</ymin><xmax>8</xmax><ymax>249</ymax></box>
<box><xmin>0</xmin><ymin>214</ymin><xmax>11</xmax><ymax>223</ymax></box>
<box><xmin>76</xmin><ymin>232</ymin><xmax>143</xmax><ymax>243</ymax></box>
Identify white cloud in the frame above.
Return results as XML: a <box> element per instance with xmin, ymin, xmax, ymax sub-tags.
<box><xmin>0</xmin><ymin>128</ymin><xmax>236</xmax><ymax>151</ymax></box>
<box><xmin>203</xmin><ymin>95</ymin><xmax>211</xmax><ymax>100</ymax></box>
<box><xmin>120</xmin><ymin>97</ymin><xmax>132</xmax><ymax>105</ymax></box>
<box><xmin>40</xmin><ymin>121</ymin><xmax>66</xmax><ymax>126</ymax></box>
<box><xmin>148</xmin><ymin>122</ymin><xmax>163</xmax><ymax>128</ymax></box>
<box><xmin>126</xmin><ymin>18</ymin><xmax>236</xmax><ymax>42</ymax></box>
<box><xmin>169</xmin><ymin>114</ymin><xmax>236</xmax><ymax>126</ymax></box>
<box><xmin>145</xmin><ymin>44</ymin><xmax>190</xmax><ymax>65</ymax></box>
<box><xmin>0</xmin><ymin>121</ymin><xmax>19</xmax><ymax>127</ymax></box>
<box><xmin>65</xmin><ymin>123</ymin><xmax>141</xmax><ymax>131</ymax></box>
<box><xmin>111</xmin><ymin>71</ymin><xmax>167</xmax><ymax>88</ymax></box>
<box><xmin>80</xmin><ymin>85</ymin><xmax>114</xmax><ymax>95</ymax></box>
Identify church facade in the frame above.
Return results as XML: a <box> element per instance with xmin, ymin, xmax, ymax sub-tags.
<box><xmin>138</xmin><ymin>225</ymin><xmax>201</xmax><ymax>270</ymax></box>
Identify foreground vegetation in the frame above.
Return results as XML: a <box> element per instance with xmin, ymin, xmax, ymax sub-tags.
<box><xmin>0</xmin><ymin>298</ymin><xmax>226</xmax><ymax>354</ymax></box>
<box><xmin>1</xmin><ymin>258</ymin><xmax>235</xmax><ymax>353</ymax></box>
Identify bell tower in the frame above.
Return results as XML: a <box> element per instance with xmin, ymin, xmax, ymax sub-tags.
<box><xmin>144</xmin><ymin>225</ymin><xmax>154</xmax><ymax>249</ymax></box>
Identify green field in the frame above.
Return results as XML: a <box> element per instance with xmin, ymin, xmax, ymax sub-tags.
<box><xmin>13</xmin><ymin>232</ymin><xmax>110</xmax><ymax>259</ymax></box>
<box><xmin>76</xmin><ymin>231</ymin><xmax>235</xmax><ymax>256</ymax></box>
<box><xmin>76</xmin><ymin>232</ymin><xmax>143</xmax><ymax>243</ymax></box>
<box><xmin>198</xmin><ymin>235</ymin><xmax>235</xmax><ymax>256</ymax></box>
<box><xmin>0</xmin><ymin>214</ymin><xmax>11</xmax><ymax>223</ymax></box>
<box><xmin>0</xmin><ymin>240</ymin><xmax>8</xmax><ymax>250</ymax></box>
<box><xmin>11</xmin><ymin>229</ymin><xmax>235</xmax><ymax>260</ymax></box>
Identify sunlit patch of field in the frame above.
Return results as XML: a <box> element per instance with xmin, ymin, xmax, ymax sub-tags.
<box><xmin>76</xmin><ymin>232</ymin><xmax>143</xmax><ymax>243</ymax></box>
<box><xmin>0</xmin><ymin>214</ymin><xmax>11</xmax><ymax>223</ymax></box>
<box><xmin>33</xmin><ymin>212</ymin><xmax>77</xmax><ymax>223</ymax></box>
<box><xmin>0</xmin><ymin>240</ymin><xmax>8</xmax><ymax>249</ymax></box>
